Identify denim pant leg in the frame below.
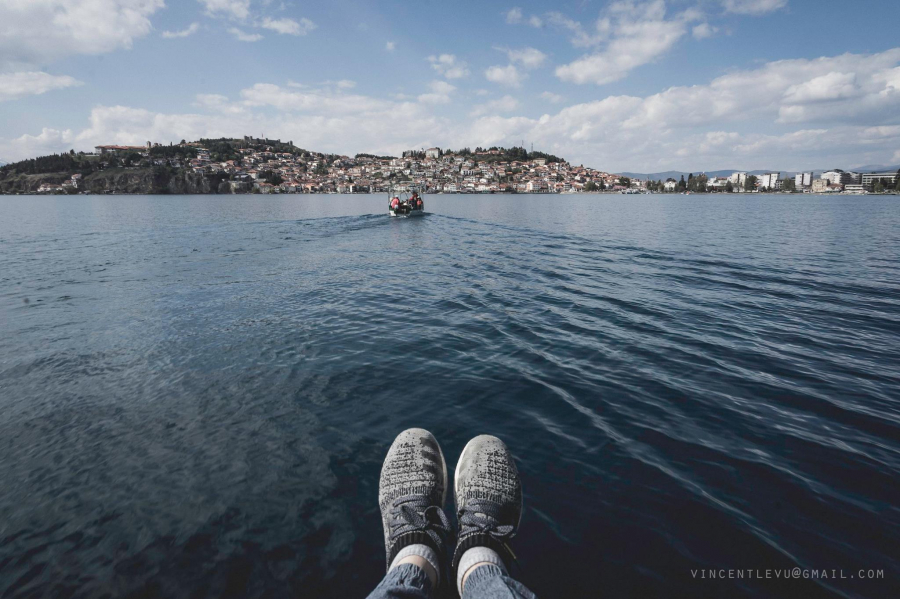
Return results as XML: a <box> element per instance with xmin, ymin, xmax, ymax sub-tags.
<box><xmin>461</xmin><ymin>564</ymin><xmax>538</xmax><ymax>599</ymax></box>
<box><xmin>366</xmin><ymin>563</ymin><xmax>435</xmax><ymax>599</ymax></box>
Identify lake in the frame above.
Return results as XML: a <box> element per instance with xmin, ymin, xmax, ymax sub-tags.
<box><xmin>1</xmin><ymin>194</ymin><xmax>898</xmax><ymax>598</ymax></box>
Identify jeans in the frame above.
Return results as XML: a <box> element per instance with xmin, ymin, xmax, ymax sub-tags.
<box><xmin>366</xmin><ymin>563</ymin><xmax>537</xmax><ymax>599</ymax></box>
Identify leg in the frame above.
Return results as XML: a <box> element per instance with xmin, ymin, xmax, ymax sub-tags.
<box><xmin>366</xmin><ymin>562</ymin><xmax>434</xmax><ymax>599</ymax></box>
<box><xmin>453</xmin><ymin>436</ymin><xmax>539</xmax><ymax>599</ymax></box>
<box><xmin>369</xmin><ymin>429</ymin><xmax>452</xmax><ymax>598</ymax></box>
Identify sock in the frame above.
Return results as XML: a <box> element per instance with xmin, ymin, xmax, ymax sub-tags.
<box><xmin>457</xmin><ymin>546</ymin><xmax>507</xmax><ymax>595</ymax></box>
<box><xmin>390</xmin><ymin>543</ymin><xmax>441</xmax><ymax>585</ymax></box>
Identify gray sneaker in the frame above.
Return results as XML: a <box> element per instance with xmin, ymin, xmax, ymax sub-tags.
<box><xmin>378</xmin><ymin>428</ymin><xmax>451</xmax><ymax>571</ymax></box>
<box><xmin>451</xmin><ymin>435</ymin><xmax>523</xmax><ymax>572</ymax></box>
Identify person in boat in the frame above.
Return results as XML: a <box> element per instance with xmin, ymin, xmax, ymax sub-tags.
<box><xmin>410</xmin><ymin>192</ymin><xmax>423</xmax><ymax>211</ymax></box>
<box><xmin>390</xmin><ymin>196</ymin><xmax>400</xmax><ymax>212</ymax></box>
<box><xmin>366</xmin><ymin>429</ymin><xmax>537</xmax><ymax>599</ymax></box>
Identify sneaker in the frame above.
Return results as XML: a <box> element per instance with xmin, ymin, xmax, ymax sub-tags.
<box><xmin>378</xmin><ymin>428</ymin><xmax>451</xmax><ymax>572</ymax></box>
<box><xmin>452</xmin><ymin>435</ymin><xmax>523</xmax><ymax>573</ymax></box>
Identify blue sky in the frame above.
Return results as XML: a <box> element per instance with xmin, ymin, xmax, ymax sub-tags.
<box><xmin>1</xmin><ymin>0</ymin><xmax>899</xmax><ymax>172</ymax></box>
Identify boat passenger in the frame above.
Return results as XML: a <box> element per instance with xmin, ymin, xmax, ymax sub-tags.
<box><xmin>390</xmin><ymin>197</ymin><xmax>400</xmax><ymax>211</ymax></box>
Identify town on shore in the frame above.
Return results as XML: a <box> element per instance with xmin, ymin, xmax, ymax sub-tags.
<box><xmin>2</xmin><ymin>136</ymin><xmax>898</xmax><ymax>196</ymax></box>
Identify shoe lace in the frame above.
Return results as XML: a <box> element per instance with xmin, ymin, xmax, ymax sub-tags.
<box><xmin>389</xmin><ymin>495</ymin><xmax>451</xmax><ymax>546</ymax></box>
<box><xmin>458</xmin><ymin>498</ymin><xmax>517</xmax><ymax>547</ymax></box>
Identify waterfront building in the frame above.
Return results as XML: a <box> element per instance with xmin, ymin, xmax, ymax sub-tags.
<box><xmin>729</xmin><ymin>172</ymin><xmax>748</xmax><ymax>187</ymax></box>
<box><xmin>812</xmin><ymin>179</ymin><xmax>841</xmax><ymax>193</ymax></box>
<box><xmin>821</xmin><ymin>170</ymin><xmax>857</xmax><ymax>186</ymax></box>
<box><xmin>759</xmin><ymin>172</ymin><xmax>781</xmax><ymax>190</ymax></box>
<box><xmin>860</xmin><ymin>172</ymin><xmax>898</xmax><ymax>190</ymax></box>
<box><xmin>795</xmin><ymin>172</ymin><xmax>814</xmax><ymax>188</ymax></box>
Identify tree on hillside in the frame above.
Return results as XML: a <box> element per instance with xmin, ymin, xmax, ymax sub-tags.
<box><xmin>678</xmin><ymin>175</ymin><xmax>686</xmax><ymax>191</ymax></box>
<box><xmin>744</xmin><ymin>175</ymin><xmax>757</xmax><ymax>191</ymax></box>
<box><xmin>726</xmin><ymin>181</ymin><xmax>734</xmax><ymax>193</ymax></box>
<box><xmin>781</xmin><ymin>178</ymin><xmax>796</xmax><ymax>192</ymax></box>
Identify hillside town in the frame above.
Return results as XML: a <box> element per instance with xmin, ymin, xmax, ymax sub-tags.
<box><xmin>5</xmin><ymin>136</ymin><xmax>898</xmax><ymax>195</ymax></box>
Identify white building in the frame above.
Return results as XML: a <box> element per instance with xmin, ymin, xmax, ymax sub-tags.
<box><xmin>664</xmin><ymin>178</ymin><xmax>678</xmax><ymax>192</ymax></box>
<box><xmin>821</xmin><ymin>170</ymin><xmax>859</xmax><ymax>186</ymax></box>
<box><xmin>425</xmin><ymin>147</ymin><xmax>441</xmax><ymax>159</ymax></box>
<box><xmin>759</xmin><ymin>172</ymin><xmax>781</xmax><ymax>190</ymax></box>
<box><xmin>729</xmin><ymin>172</ymin><xmax>748</xmax><ymax>187</ymax></box>
<box><xmin>795</xmin><ymin>172</ymin><xmax>813</xmax><ymax>188</ymax></box>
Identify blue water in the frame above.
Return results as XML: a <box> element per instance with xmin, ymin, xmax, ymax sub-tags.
<box><xmin>0</xmin><ymin>194</ymin><xmax>898</xmax><ymax>598</ymax></box>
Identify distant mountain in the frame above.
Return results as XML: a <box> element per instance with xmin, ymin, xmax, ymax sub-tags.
<box><xmin>849</xmin><ymin>163</ymin><xmax>900</xmax><ymax>173</ymax></box>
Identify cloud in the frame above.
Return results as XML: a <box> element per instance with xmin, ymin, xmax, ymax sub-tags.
<box><xmin>505</xmin><ymin>7</ymin><xmax>523</xmax><ymax>24</ymax></box>
<box><xmin>0</xmin><ymin>0</ymin><xmax>165</xmax><ymax>67</ymax></box>
<box><xmin>692</xmin><ymin>23</ymin><xmax>717</xmax><ymax>40</ymax></box>
<box><xmin>386</xmin><ymin>41</ymin><xmax>396</xmax><ymax>51</ymax></box>
<box><xmin>465</xmin><ymin>49</ymin><xmax>900</xmax><ymax>170</ymax></box>
<box><xmin>722</xmin><ymin>0</ymin><xmax>787</xmax><ymax>15</ymax></box>
<box><xmin>470</xmin><ymin>95</ymin><xmax>520</xmax><ymax>117</ymax></box>
<box><xmin>198</xmin><ymin>0</ymin><xmax>251</xmax><ymax>20</ymax></box>
<box><xmin>0</xmin><ymin>72</ymin><xmax>83</xmax><ymax>102</ymax></box>
<box><xmin>540</xmin><ymin>91</ymin><xmax>564</xmax><ymax>103</ymax></box>
<box><xmin>529</xmin><ymin>16</ymin><xmax>543</xmax><ymax>28</ymax></box>
<box><xmin>418</xmin><ymin>81</ymin><xmax>456</xmax><ymax>105</ymax></box>
<box><xmin>555</xmin><ymin>1</ymin><xmax>700</xmax><ymax>85</ymax></box>
<box><xmin>485</xmin><ymin>65</ymin><xmax>525</xmax><ymax>87</ymax></box>
<box><xmin>0</xmin><ymin>128</ymin><xmax>76</xmax><ymax>163</ymax></box>
<box><xmin>500</xmin><ymin>47</ymin><xmax>548</xmax><ymax>69</ymax></box>
<box><xmin>260</xmin><ymin>17</ymin><xmax>316</xmax><ymax>36</ymax></box>
<box><xmin>228</xmin><ymin>28</ymin><xmax>263</xmax><ymax>42</ymax></box>
<box><xmin>428</xmin><ymin>54</ymin><xmax>470</xmax><ymax>79</ymax></box>
<box><xmin>195</xmin><ymin>94</ymin><xmax>246</xmax><ymax>114</ymax></box>
<box><xmin>162</xmin><ymin>23</ymin><xmax>201</xmax><ymax>39</ymax></box>
<box><xmin>4</xmin><ymin>49</ymin><xmax>900</xmax><ymax>172</ymax></box>
<box><xmin>546</xmin><ymin>11</ymin><xmax>608</xmax><ymax>48</ymax></box>
<box><xmin>242</xmin><ymin>83</ymin><xmax>394</xmax><ymax>112</ymax></box>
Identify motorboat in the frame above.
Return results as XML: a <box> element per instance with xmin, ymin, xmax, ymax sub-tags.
<box><xmin>388</xmin><ymin>186</ymin><xmax>426</xmax><ymax>217</ymax></box>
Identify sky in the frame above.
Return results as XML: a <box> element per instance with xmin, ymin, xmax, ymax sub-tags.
<box><xmin>1</xmin><ymin>0</ymin><xmax>900</xmax><ymax>173</ymax></box>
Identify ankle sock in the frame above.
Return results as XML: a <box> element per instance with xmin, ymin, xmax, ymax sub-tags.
<box><xmin>457</xmin><ymin>546</ymin><xmax>507</xmax><ymax>595</ymax></box>
<box><xmin>390</xmin><ymin>543</ymin><xmax>441</xmax><ymax>585</ymax></box>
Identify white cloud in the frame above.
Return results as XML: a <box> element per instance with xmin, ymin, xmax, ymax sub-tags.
<box><xmin>546</xmin><ymin>11</ymin><xmax>608</xmax><ymax>48</ymax></box>
<box><xmin>162</xmin><ymin>23</ymin><xmax>201</xmax><ymax>39</ymax></box>
<box><xmin>386</xmin><ymin>41</ymin><xmax>396</xmax><ymax>51</ymax></box>
<box><xmin>195</xmin><ymin>93</ymin><xmax>246</xmax><ymax>114</ymax></box>
<box><xmin>470</xmin><ymin>95</ymin><xmax>520</xmax><ymax>117</ymax></box>
<box><xmin>505</xmin><ymin>7</ymin><xmax>523</xmax><ymax>24</ymax></box>
<box><xmin>528</xmin><ymin>15</ymin><xmax>543</xmax><ymax>28</ymax></box>
<box><xmin>260</xmin><ymin>17</ymin><xmax>316</xmax><ymax>36</ymax></box>
<box><xmin>485</xmin><ymin>65</ymin><xmax>525</xmax><ymax>88</ymax></box>
<box><xmin>692</xmin><ymin>23</ymin><xmax>717</xmax><ymax>40</ymax></box>
<box><xmin>0</xmin><ymin>128</ymin><xmax>76</xmax><ymax>163</ymax></box>
<box><xmin>465</xmin><ymin>49</ymin><xmax>900</xmax><ymax>170</ymax></box>
<box><xmin>4</xmin><ymin>49</ymin><xmax>900</xmax><ymax>172</ymax></box>
<box><xmin>242</xmin><ymin>83</ymin><xmax>394</xmax><ymax>112</ymax></box>
<box><xmin>555</xmin><ymin>1</ymin><xmax>700</xmax><ymax>85</ymax></box>
<box><xmin>0</xmin><ymin>0</ymin><xmax>165</xmax><ymax>67</ymax></box>
<box><xmin>500</xmin><ymin>47</ymin><xmax>548</xmax><ymax>69</ymax></box>
<box><xmin>228</xmin><ymin>27</ymin><xmax>263</xmax><ymax>42</ymax></box>
<box><xmin>199</xmin><ymin>0</ymin><xmax>251</xmax><ymax>20</ymax></box>
<box><xmin>418</xmin><ymin>80</ymin><xmax>456</xmax><ymax>105</ymax></box>
<box><xmin>541</xmin><ymin>91</ymin><xmax>564</xmax><ymax>103</ymax></box>
<box><xmin>722</xmin><ymin>0</ymin><xmax>787</xmax><ymax>16</ymax></box>
<box><xmin>0</xmin><ymin>72</ymin><xmax>83</xmax><ymax>102</ymax></box>
<box><xmin>428</xmin><ymin>54</ymin><xmax>470</xmax><ymax>79</ymax></box>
